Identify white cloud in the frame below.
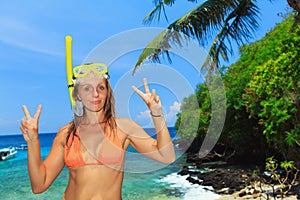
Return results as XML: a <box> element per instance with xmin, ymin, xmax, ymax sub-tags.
<box><xmin>137</xmin><ymin>110</ymin><xmax>151</xmax><ymax>120</ymax></box>
<box><xmin>169</xmin><ymin>101</ymin><xmax>181</xmax><ymax>112</ymax></box>
<box><xmin>165</xmin><ymin>101</ymin><xmax>181</xmax><ymax>123</ymax></box>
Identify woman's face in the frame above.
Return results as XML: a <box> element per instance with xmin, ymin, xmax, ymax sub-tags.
<box><xmin>77</xmin><ymin>74</ymin><xmax>108</xmax><ymax>113</ymax></box>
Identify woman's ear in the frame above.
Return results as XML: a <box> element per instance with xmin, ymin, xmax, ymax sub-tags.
<box><xmin>72</xmin><ymin>88</ymin><xmax>81</xmax><ymax>101</ymax></box>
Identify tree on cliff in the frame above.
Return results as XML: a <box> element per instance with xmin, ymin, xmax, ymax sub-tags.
<box><xmin>175</xmin><ymin>14</ymin><xmax>300</xmax><ymax>165</ymax></box>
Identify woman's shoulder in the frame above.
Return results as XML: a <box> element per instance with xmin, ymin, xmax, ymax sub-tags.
<box><xmin>58</xmin><ymin>123</ymin><xmax>72</xmax><ymax>134</ymax></box>
<box><xmin>116</xmin><ymin>117</ymin><xmax>133</xmax><ymax>123</ymax></box>
<box><xmin>54</xmin><ymin>122</ymin><xmax>73</xmax><ymax>144</ymax></box>
<box><xmin>115</xmin><ymin>118</ymin><xmax>142</xmax><ymax>134</ymax></box>
<box><xmin>116</xmin><ymin>118</ymin><xmax>136</xmax><ymax>127</ymax></box>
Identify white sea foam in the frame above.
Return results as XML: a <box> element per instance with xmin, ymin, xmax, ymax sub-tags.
<box><xmin>157</xmin><ymin>172</ymin><xmax>221</xmax><ymax>200</ymax></box>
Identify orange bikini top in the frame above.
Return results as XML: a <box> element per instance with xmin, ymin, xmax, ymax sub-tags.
<box><xmin>64</xmin><ymin>125</ymin><xmax>124</xmax><ymax>169</ymax></box>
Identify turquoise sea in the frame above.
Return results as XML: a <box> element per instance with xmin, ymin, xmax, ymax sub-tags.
<box><xmin>0</xmin><ymin>128</ymin><xmax>220</xmax><ymax>200</ymax></box>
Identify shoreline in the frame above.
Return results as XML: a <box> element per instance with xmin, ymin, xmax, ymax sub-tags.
<box><xmin>176</xmin><ymin>152</ymin><xmax>300</xmax><ymax>200</ymax></box>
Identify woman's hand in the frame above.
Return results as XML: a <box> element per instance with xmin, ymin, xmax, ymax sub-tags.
<box><xmin>132</xmin><ymin>78</ymin><xmax>162</xmax><ymax>115</ymax></box>
<box><xmin>20</xmin><ymin>105</ymin><xmax>42</xmax><ymax>142</ymax></box>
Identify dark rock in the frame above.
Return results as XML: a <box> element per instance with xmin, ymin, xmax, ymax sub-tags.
<box><xmin>196</xmin><ymin>168</ymin><xmax>253</xmax><ymax>194</ymax></box>
<box><xmin>186</xmin><ymin>176</ymin><xmax>202</xmax><ymax>184</ymax></box>
<box><xmin>177</xmin><ymin>166</ymin><xmax>189</xmax><ymax>176</ymax></box>
<box><xmin>178</xmin><ymin>166</ymin><xmax>255</xmax><ymax>195</ymax></box>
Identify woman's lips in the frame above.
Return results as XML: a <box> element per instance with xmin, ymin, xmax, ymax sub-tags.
<box><xmin>91</xmin><ymin>100</ymin><xmax>101</xmax><ymax>104</ymax></box>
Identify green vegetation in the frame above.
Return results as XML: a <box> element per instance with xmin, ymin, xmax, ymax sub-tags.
<box><xmin>264</xmin><ymin>157</ymin><xmax>299</xmax><ymax>199</ymax></box>
<box><xmin>175</xmin><ymin>14</ymin><xmax>300</xmax><ymax>165</ymax></box>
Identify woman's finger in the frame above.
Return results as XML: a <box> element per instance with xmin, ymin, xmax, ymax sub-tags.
<box><xmin>132</xmin><ymin>86</ymin><xmax>145</xmax><ymax>98</ymax></box>
<box><xmin>143</xmin><ymin>78</ymin><xmax>150</xmax><ymax>94</ymax></box>
<box><xmin>152</xmin><ymin>89</ymin><xmax>160</xmax><ymax>102</ymax></box>
<box><xmin>19</xmin><ymin>125</ymin><xmax>24</xmax><ymax>132</ymax></box>
<box><xmin>20</xmin><ymin>126</ymin><xmax>27</xmax><ymax>134</ymax></box>
<box><xmin>22</xmin><ymin>105</ymin><xmax>31</xmax><ymax>119</ymax></box>
<box><xmin>33</xmin><ymin>105</ymin><xmax>42</xmax><ymax>120</ymax></box>
<box><xmin>21</xmin><ymin>118</ymin><xmax>27</xmax><ymax>127</ymax></box>
<box><xmin>20</xmin><ymin>126</ymin><xmax>30</xmax><ymax>142</ymax></box>
<box><xmin>152</xmin><ymin>89</ymin><xmax>156</xmax><ymax>97</ymax></box>
<box><xmin>155</xmin><ymin>95</ymin><xmax>160</xmax><ymax>103</ymax></box>
<box><xmin>21</xmin><ymin>119</ymin><xmax>31</xmax><ymax>129</ymax></box>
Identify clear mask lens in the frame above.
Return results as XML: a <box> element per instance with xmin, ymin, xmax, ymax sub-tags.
<box><xmin>73</xmin><ymin>63</ymin><xmax>108</xmax><ymax>78</ymax></box>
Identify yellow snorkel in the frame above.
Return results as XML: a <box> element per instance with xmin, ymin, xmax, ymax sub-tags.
<box><xmin>65</xmin><ymin>35</ymin><xmax>75</xmax><ymax>108</ymax></box>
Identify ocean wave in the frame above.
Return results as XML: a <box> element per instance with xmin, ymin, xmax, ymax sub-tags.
<box><xmin>157</xmin><ymin>172</ymin><xmax>221</xmax><ymax>200</ymax></box>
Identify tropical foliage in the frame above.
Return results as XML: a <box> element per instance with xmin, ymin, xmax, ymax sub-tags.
<box><xmin>243</xmin><ymin>15</ymin><xmax>300</xmax><ymax>157</ymax></box>
<box><xmin>265</xmin><ymin>157</ymin><xmax>299</xmax><ymax>198</ymax></box>
<box><xmin>175</xmin><ymin>14</ymin><xmax>300</xmax><ymax>165</ymax></box>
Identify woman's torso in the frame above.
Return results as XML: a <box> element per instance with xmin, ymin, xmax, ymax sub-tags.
<box><xmin>63</xmin><ymin>120</ymin><xmax>130</xmax><ymax>200</ymax></box>
<box><xmin>64</xmin><ymin>165</ymin><xmax>124</xmax><ymax>200</ymax></box>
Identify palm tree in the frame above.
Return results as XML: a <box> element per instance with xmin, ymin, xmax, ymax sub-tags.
<box><xmin>133</xmin><ymin>0</ymin><xmax>299</xmax><ymax>74</ymax></box>
<box><xmin>288</xmin><ymin>0</ymin><xmax>300</xmax><ymax>12</ymax></box>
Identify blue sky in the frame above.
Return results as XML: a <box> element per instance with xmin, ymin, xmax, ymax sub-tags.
<box><xmin>0</xmin><ymin>0</ymin><xmax>288</xmax><ymax>134</ymax></box>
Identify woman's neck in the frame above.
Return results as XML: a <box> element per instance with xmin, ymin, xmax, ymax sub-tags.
<box><xmin>82</xmin><ymin>110</ymin><xmax>106</xmax><ymax>125</ymax></box>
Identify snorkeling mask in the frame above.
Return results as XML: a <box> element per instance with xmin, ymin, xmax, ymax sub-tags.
<box><xmin>73</xmin><ymin>63</ymin><xmax>109</xmax><ymax>79</ymax></box>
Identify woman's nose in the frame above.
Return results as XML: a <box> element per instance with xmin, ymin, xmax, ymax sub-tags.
<box><xmin>93</xmin><ymin>88</ymin><xmax>99</xmax><ymax>97</ymax></box>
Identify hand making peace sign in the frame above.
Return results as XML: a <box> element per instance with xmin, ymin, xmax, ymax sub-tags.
<box><xmin>132</xmin><ymin>78</ymin><xmax>162</xmax><ymax>116</ymax></box>
<box><xmin>20</xmin><ymin>105</ymin><xmax>42</xmax><ymax>142</ymax></box>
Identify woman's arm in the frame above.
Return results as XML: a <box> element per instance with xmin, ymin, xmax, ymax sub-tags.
<box><xmin>128</xmin><ymin>78</ymin><xmax>176</xmax><ymax>164</ymax></box>
<box><xmin>20</xmin><ymin>105</ymin><xmax>65</xmax><ymax>193</ymax></box>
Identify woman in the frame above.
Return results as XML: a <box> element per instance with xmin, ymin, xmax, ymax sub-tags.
<box><xmin>20</xmin><ymin>63</ymin><xmax>175</xmax><ymax>200</ymax></box>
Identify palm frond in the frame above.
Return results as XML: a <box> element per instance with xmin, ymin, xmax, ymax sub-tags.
<box><xmin>203</xmin><ymin>0</ymin><xmax>260</xmax><ymax>71</ymax></box>
<box><xmin>134</xmin><ymin>0</ymin><xmax>260</xmax><ymax>74</ymax></box>
<box><xmin>143</xmin><ymin>0</ymin><xmax>176</xmax><ymax>24</ymax></box>
<box><xmin>132</xmin><ymin>29</ymin><xmax>182</xmax><ymax>74</ymax></box>
<box><xmin>143</xmin><ymin>0</ymin><xmax>200</xmax><ymax>24</ymax></box>
<box><xmin>163</xmin><ymin>0</ymin><xmax>176</xmax><ymax>6</ymax></box>
<box><xmin>136</xmin><ymin>0</ymin><xmax>234</xmax><ymax>73</ymax></box>
<box><xmin>143</xmin><ymin>2</ymin><xmax>166</xmax><ymax>24</ymax></box>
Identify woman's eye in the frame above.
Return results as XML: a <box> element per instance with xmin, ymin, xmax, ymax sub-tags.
<box><xmin>98</xmin><ymin>85</ymin><xmax>105</xmax><ymax>91</ymax></box>
<box><xmin>83</xmin><ymin>86</ymin><xmax>92</xmax><ymax>92</ymax></box>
